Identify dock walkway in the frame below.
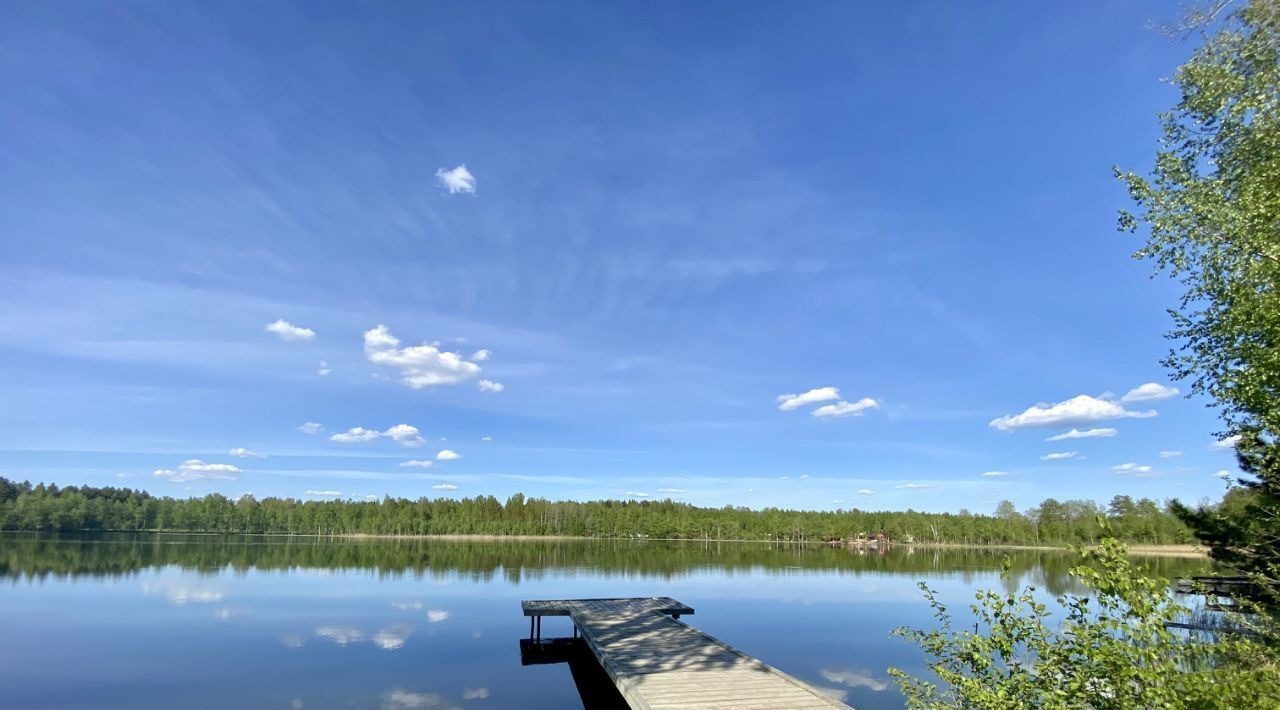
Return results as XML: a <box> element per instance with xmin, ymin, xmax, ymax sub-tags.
<box><xmin>522</xmin><ymin>597</ymin><xmax>850</xmax><ymax>709</ymax></box>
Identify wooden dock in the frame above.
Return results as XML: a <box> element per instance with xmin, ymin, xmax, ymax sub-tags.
<box><xmin>522</xmin><ymin>597</ymin><xmax>851</xmax><ymax>709</ymax></box>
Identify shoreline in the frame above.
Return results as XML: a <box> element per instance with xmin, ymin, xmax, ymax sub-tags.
<box><xmin>3</xmin><ymin>530</ymin><xmax>1210</xmax><ymax>556</ymax></box>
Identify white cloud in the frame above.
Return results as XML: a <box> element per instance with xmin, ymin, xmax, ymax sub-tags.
<box><xmin>799</xmin><ymin>474</ymin><xmax>810</xmax><ymax>479</ymax></box>
<box><xmin>812</xmin><ymin>398</ymin><xmax>880</xmax><ymax>419</ymax></box>
<box><xmin>1040</xmin><ymin>452</ymin><xmax>1078</xmax><ymax>461</ymax></box>
<box><xmin>227</xmin><ymin>448</ymin><xmax>264</xmax><ymax>458</ymax></box>
<box><xmin>154</xmin><ymin>459</ymin><xmax>241</xmax><ymax>482</ymax></box>
<box><xmin>814</xmin><ymin>687</ymin><xmax>849</xmax><ymax>703</ymax></box>
<box><xmin>819</xmin><ymin>668</ymin><xmax>889</xmax><ymax>692</ymax></box>
<box><xmin>1211</xmin><ymin>434</ymin><xmax>1242</xmax><ymax>451</ymax></box>
<box><xmin>481</xmin><ymin>436</ymin><xmax>492</xmax><ymax>442</ymax></box>
<box><xmin>436</xmin><ymin>164</ymin><xmax>476</xmax><ymax>194</ymax></box>
<box><xmin>856</xmin><ymin>489</ymin><xmax>876</xmax><ymax>495</ymax></box>
<box><xmin>425</xmin><ymin>610</ymin><xmax>450</xmax><ymax>623</ymax></box>
<box><xmin>1216</xmin><ymin>470</ymin><xmax>1234</xmax><ymax>480</ymax></box>
<box><xmin>317</xmin><ymin>360</ymin><xmax>331</xmax><ymax>376</ymax></box>
<box><xmin>315</xmin><ymin>626</ymin><xmax>364</xmax><ymax>645</ymax></box>
<box><xmin>1121</xmin><ymin>382</ymin><xmax>1180</xmax><ymax>403</ymax></box>
<box><xmin>436</xmin><ymin>449</ymin><xmax>460</xmax><ymax>461</ymax></box>
<box><xmin>656</xmin><ymin>488</ymin><xmax>687</xmax><ymax>494</ymax></box>
<box><xmin>306</xmin><ymin>490</ymin><xmax>342</xmax><ymax>497</ymax></box>
<box><xmin>392</xmin><ymin>601</ymin><xmax>423</xmax><ymax>610</ymax></box>
<box><xmin>373</xmin><ymin>625</ymin><xmax>413</xmax><ymax>651</ymax></box>
<box><xmin>1046</xmin><ymin>427</ymin><xmax>1117</xmax><ymax>441</ymax></box>
<box><xmin>1112</xmin><ymin>463</ymin><xmax>1153</xmax><ymax>474</ymax></box>
<box><xmin>298</xmin><ymin>422</ymin><xmax>324</xmax><ymax>434</ymax></box>
<box><xmin>383</xmin><ymin>424</ymin><xmax>426</xmax><ymax>447</ymax></box>
<box><xmin>400</xmin><ymin>460</ymin><xmax>434</xmax><ymax>469</ymax></box>
<box><xmin>382</xmin><ymin>689</ymin><xmax>450</xmax><ymax>710</ymax></box>
<box><xmin>462</xmin><ymin>688</ymin><xmax>490</xmax><ymax>701</ymax></box>
<box><xmin>625</xmin><ymin>491</ymin><xmax>650</xmax><ymax>498</ymax></box>
<box><xmin>895</xmin><ymin>483</ymin><xmax>935</xmax><ymax>489</ymax></box>
<box><xmin>470</xmin><ymin>349</ymin><xmax>491</xmax><ymax>362</ymax></box>
<box><xmin>432</xmin><ymin>484</ymin><xmax>459</xmax><ymax>491</ymax></box>
<box><xmin>981</xmin><ymin>471</ymin><xmax>1009</xmax><ymax>477</ymax></box>
<box><xmin>265</xmin><ymin>319</ymin><xmax>316</xmax><ymax>343</ymax></box>
<box><xmin>331</xmin><ymin>427</ymin><xmax>382</xmax><ymax>444</ymax></box>
<box><xmin>477</xmin><ymin>379</ymin><xmax>504</xmax><ymax>393</ymax></box>
<box><xmin>776</xmin><ymin>387</ymin><xmax>840</xmax><ymax>411</ymax></box>
<box><xmin>1160</xmin><ymin>450</ymin><xmax>1183</xmax><ymax>458</ymax></box>
<box><xmin>991</xmin><ymin>395</ymin><xmax>1154</xmax><ymax>432</ymax></box>
<box><xmin>364</xmin><ymin>325</ymin><xmax>483</xmax><ymax>389</ymax></box>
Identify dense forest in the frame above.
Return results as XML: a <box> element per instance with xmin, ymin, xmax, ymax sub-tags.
<box><xmin>0</xmin><ymin>476</ymin><xmax>1198</xmax><ymax>545</ymax></box>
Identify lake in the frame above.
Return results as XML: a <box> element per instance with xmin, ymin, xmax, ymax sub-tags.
<box><xmin>0</xmin><ymin>534</ymin><xmax>1211</xmax><ymax>709</ymax></box>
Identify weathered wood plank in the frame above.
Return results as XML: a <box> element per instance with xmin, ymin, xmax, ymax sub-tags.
<box><xmin>522</xmin><ymin>597</ymin><xmax>850</xmax><ymax>710</ymax></box>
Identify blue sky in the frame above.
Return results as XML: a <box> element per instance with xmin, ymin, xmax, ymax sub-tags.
<box><xmin>0</xmin><ymin>1</ymin><xmax>1243</xmax><ymax>513</ymax></box>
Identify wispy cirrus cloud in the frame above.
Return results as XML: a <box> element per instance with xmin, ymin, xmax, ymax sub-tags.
<box><xmin>1040</xmin><ymin>451</ymin><xmax>1079</xmax><ymax>461</ymax></box>
<box><xmin>228</xmin><ymin>448</ymin><xmax>264</xmax><ymax>458</ymax></box>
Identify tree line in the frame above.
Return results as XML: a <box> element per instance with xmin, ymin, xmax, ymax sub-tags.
<box><xmin>0</xmin><ymin>476</ymin><xmax>1195</xmax><ymax>546</ymax></box>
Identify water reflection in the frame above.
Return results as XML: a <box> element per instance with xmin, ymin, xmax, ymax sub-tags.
<box><xmin>0</xmin><ymin>533</ymin><xmax>1214</xmax><ymax>710</ymax></box>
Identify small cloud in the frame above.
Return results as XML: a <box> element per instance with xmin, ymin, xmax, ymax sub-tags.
<box><xmin>477</xmin><ymin>379</ymin><xmax>504</xmax><ymax>393</ymax></box>
<box><xmin>400</xmin><ymin>460</ymin><xmax>434</xmax><ymax>469</ymax></box>
<box><xmin>819</xmin><ymin>668</ymin><xmax>889</xmax><ymax>692</ymax></box>
<box><xmin>432</xmin><ymin>484</ymin><xmax>459</xmax><ymax>491</ymax></box>
<box><xmin>991</xmin><ymin>395</ymin><xmax>1154</xmax><ymax>432</ymax></box>
<box><xmin>317</xmin><ymin>360</ymin><xmax>331</xmax><ymax>376</ymax></box>
<box><xmin>462</xmin><ymin>687</ymin><xmax>490</xmax><ymax>701</ymax></box>
<box><xmin>280</xmin><ymin>634</ymin><xmax>304</xmax><ymax>649</ymax></box>
<box><xmin>154</xmin><ymin>459</ymin><xmax>240</xmax><ymax>482</ymax></box>
<box><xmin>469</xmin><ymin>349</ymin><xmax>491</xmax><ymax>362</ymax></box>
<box><xmin>1040</xmin><ymin>451</ymin><xmax>1078</xmax><ymax>461</ymax></box>
<box><xmin>1215</xmin><ymin>470</ymin><xmax>1233</xmax><ymax>480</ymax></box>
<box><xmin>364</xmin><ymin>325</ymin><xmax>482</xmax><ymax>389</ymax></box>
<box><xmin>373</xmin><ymin>625</ymin><xmax>413</xmax><ymax>651</ymax></box>
<box><xmin>1160</xmin><ymin>450</ymin><xmax>1183</xmax><ymax>458</ymax></box>
<box><xmin>812</xmin><ymin>398</ymin><xmax>880</xmax><ymax>419</ymax></box>
<box><xmin>1111</xmin><ymin>463</ymin><xmax>1152</xmax><ymax>474</ymax></box>
<box><xmin>227</xmin><ymin>448</ymin><xmax>264</xmax><ymax>459</ymax></box>
<box><xmin>625</xmin><ymin>491</ymin><xmax>650</xmax><ymax>498</ymax></box>
<box><xmin>1121</xmin><ymin>382</ymin><xmax>1180</xmax><ymax>403</ymax></box>
<box><xmin>655</xmin><ymin>488</ymin><xmax>686</xmax><ymax>494</ymax></box>
<box><xmin>1211</xmin><ymin>434</ymin><xmax>1242</xmax><ymax>452</ymax></box>
<box><xmin>1046</xmin><ymin>427</ymin><xmax>1117</xmax><ymax>441</ymax></box>
<box><xmin>392</xmin><ymin>601</ymin><xmax>424</xmax><ymax>610</ymax></box>
<box><xmin>813</xmin><ymin>687</ymin><xmax>849</xmax><ymax>703</ymax></box>
<box><xmin>382</xmin><ymin>689</ymin><xmax>448</xmax><ymax>710</ymax></box>
<box><xmin>895</xmin><ymin>483</ymin><xmax>935</xmax><ymax>489</ymax></box>
<box><xmin>306</xmin><ymin>490</ymin><xmax>343</xmax><ymax>497</ymax></box>
<box><xmin>436</xmin><ymin>449</ymin><xmax>460</xmax><ymax>461</ymax></box>
<box><xmin>798</xmin><ymin>474</ymin><xmax>810</xmax><ymax>479</ymax></box>
<box><xmin>481</xmin><ymin>436</ymin><xmax>492</xmax><ymax>442</ymax></box>
<box><xmin>383</xmin><ymin>424</ymin><xmax>426</xmax><ymax>447</ymax></box>
<box><xmin>331</xmin><ymin>427</ymin><xmax>382</xmax><ymax>444</ymax></box>
<box><xmin>315</xmin><ymin>626</ymin><xmax>364</xmax><ymax>645</ymax></box>
<box><xmin>298</xmin><ymin>422</ymin><xmax>324</xmax><ymax>434</ymax></box>
<box><xmin>776</xmin><ymin>387</ymin><xmax>840</xmax><ymax>411</ymax></box>
<box><xmin>436</xmin><ymin>164</ymin><xmax>477</xmax><ymax>194</ymax></box>
<box><xmin>981</xmin><ymin>471</ymin><xmax>1009</xmax><ymax>477</ymax></box>
<box><xmin>265</xmin><ymin>319</ymin><xmax>316</xmax><ymax>343</ymax></box>
<box><xmin>856</xmin><ymin>489</ymin><xmax>876</xmax><ymax>495</ymax></box>
<box><xmin>426</xmin><ymin>610</ymin><xmax>450</xmax><ymax>623</ymax></box>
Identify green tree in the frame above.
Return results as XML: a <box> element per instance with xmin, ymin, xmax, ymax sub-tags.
<box><xmin>892</xmin><ymin>538</ymin><xmax>1278</xmax><ymax>708</ymax></box>
<box><xmin>1119</xmin><ymin>0</ymin><xmax>1280</xmax><ymax>604</ymax></box>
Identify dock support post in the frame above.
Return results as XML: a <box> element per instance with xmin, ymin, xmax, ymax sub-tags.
<box><xmin>529</xmin><ymin>616</ymin><xmax>535</xmax><ymax>639</ymax></box>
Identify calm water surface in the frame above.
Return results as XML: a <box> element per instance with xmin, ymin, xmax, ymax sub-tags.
<box><xmin>0</xmin><ymin>534</ymin><xmax>1211</xmax><ymax>709</ymax></box>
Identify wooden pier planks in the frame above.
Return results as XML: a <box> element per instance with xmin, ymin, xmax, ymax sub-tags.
<box><xmin>522</xmin><ymin>597</ymin><xmax>850</xmax><ymax>710</ymax></box>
